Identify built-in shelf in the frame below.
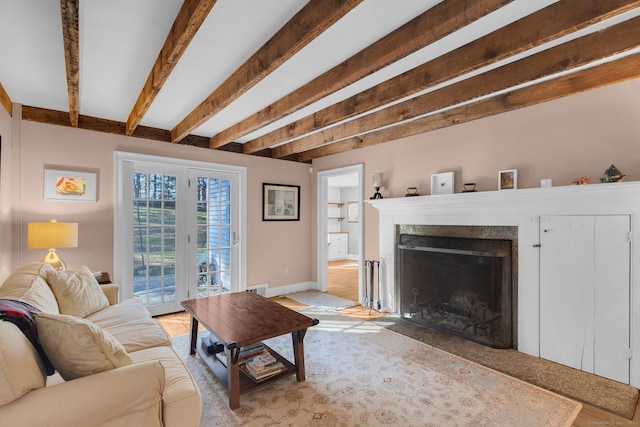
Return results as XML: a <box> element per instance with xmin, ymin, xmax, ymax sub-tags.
<box><xmin>328</xmin><ymin>202</ymin><xmax>344</xmax><ymax>221</ymax></box>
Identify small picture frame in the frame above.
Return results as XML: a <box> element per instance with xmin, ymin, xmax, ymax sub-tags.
<box><xmin>347</xmin><ymin>201</ymin><xmax>359</xmax><ymax>222</ymax></box>
<box><xmin>44</xmin><ymin>169</ymin><xmax>97</xmax><ymax>201</ymax></box>
<box><xmin>498</xmin><ymin>169</ymin><xmax>518</xmax><ymax>190</ymax></box>
<box><xmin>431</xmin><ymin>172</ymin><xmax>454</xmax><ymax>195</ymax></box>
<box><xmin>262</xmin><ymin>183</ymin><xmax>300</xmax><ymax>221</ymax></box>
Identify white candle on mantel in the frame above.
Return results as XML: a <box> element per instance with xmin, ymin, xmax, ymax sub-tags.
<box><xmin>372</xmin><ymin>173</ymin><xmax>383</xmax><ymax>188</ymax></box>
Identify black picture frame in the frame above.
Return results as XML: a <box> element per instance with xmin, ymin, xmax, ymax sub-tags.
<box><xmin>262</xmin><ymin>183</ymin><xmax>300</xmax><ymax>221</ymax></box>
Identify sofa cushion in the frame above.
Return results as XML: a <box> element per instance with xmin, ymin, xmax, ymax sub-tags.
<box><xmin>0</xmin><ymin>262</ymin><xmax>59</xmax><ymax>314</ymax></box>
<box><xmin>102</xmin><ymin>318</ymin><xmax>172</xmax><ymax>352</ymax></box>
<box><xmin>129</xmin><ymin>346</ymin><xmax>202</xmax><ymax>427</ymax></box>
<box><xmin>0</xmin><ymin>320</ymin><xmax>47</xmax><ymax>405</ymax></box>
<box><xmin>85</xmin><ymin>298</ymin><xmax>151</xmax><ymax>328</ymax></box>
<box><xmin>45</xmin><ymin>265</ymin><xmax>110</xmax><ymax>317</ymax></box>
<box><xmin>34</xmin><ymin>312</ymin><xmax>132</xmax><ymax>381</ymax></box>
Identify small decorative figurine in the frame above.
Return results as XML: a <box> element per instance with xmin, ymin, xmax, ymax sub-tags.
<box><xmin>572</xmin><ymin>176</ymin><xmax>590</xmax><ymax>185</ymax></box>
<box><xmin>462</xmin><ymin>183</ymin><xmax>477</xmax><ymax>193</ymax></box>
<box><xmin>405</xmin><ymin>187</ymin><xmax>419</xmax><ymax>197</ymax></box>
<box><xmin>600</xmin><ymin>164</ymin><xmax>625</xmax><ymax>183</ymax></box>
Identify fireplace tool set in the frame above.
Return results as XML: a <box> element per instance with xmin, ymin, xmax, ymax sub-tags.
<box><xmin>363</xmin><ymin>259</ymin><xmax>382</xmax><ymax>313</ymax></box>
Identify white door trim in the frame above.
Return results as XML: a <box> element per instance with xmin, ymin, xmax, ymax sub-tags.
<box><xmin>316</xmin><ymin>164</ymin><xmax>364</xmax><ymax>300</ymax></box>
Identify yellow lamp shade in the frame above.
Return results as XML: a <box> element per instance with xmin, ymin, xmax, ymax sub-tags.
<box><xmin>27</xmin><ymin>220</ymin><xmax>78</xmax><ymax>270</ymax></box>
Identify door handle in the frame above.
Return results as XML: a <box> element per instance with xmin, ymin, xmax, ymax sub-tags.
<box><xmin>232</xmin><ymin>231</ymin><xmax>238</xmax><ymax>245</ymax></box>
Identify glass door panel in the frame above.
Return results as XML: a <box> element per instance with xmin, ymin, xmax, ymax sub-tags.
<box><xmin>132</xmin><ymin>172</ymin><xmax>181</xmax><ymax>313</ymax></box>
<box><xmin>191</xmin><ymin>170</ymin><xmax>239</xmax><ymax>297</ymax></box>
<box><xmin>196</xmin><ymin>177</ymin><xmax>231</xmax><ymax>296</ymax></box>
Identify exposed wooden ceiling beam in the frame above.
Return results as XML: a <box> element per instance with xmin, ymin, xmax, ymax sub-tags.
<box><xmin>23</xmin><ymin>106</ymin><xmax>170</xmax><ymax>141</ymax></box>
<box><xmin>125</xmin><ymin>0</ymin><xmax>218</xmax><ymax>136</ymax></box>
<box><xmin>170</xmin><ymin>0</ymin><xmax>363</xmax><ymax>143</ymax></box>
<box><xmin>298</xmin><ymin>53</ymin><xmax>640</xmax><ymax>162</ymax></box>
<box><xmin>215</xmin><ymin>0</ymin><xmax>512</xmax><ymax>150</ymax></box>
<box><xmin>59</xmin><ymin>0</ymin><xmax>80</xmax><ymax>127</ymax></box>
<box><xmin>272</xmin><ymin>14</ymin><xmax>640</xmax><ymax>158</ymax></box>
<box><xmin>21</xmin><ymin>105</ymin><xmax>261</xmax><ymax>155</ymax></box>
<box><xmin>246</xmin><ymin>0</ymin><xmax>640</xmax><ymax>154</ymax></box>
<box><xmin>0</xmin><ymin>82</ymin><xmax>12</xmax><ymax>116</ymax></box>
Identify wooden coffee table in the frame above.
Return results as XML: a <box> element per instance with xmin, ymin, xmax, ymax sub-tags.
<box><xmin>181</xmin><ymin>292</ymin><xmax>319</xmax><ymax>409</ymax></box>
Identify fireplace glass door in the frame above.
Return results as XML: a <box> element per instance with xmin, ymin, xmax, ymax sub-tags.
<box><xmin>398</xmin><ymin>235</ymin><xmax>512</xmax><ymax>348</ymax></box>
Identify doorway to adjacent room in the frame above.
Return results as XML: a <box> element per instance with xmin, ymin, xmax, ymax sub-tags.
<box><xmin>317</xmin><ymin>164</ymin><xmax>363</xmax><ymax>305</ymax></box>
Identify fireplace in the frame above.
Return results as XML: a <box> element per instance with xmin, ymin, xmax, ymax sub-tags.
<box><xmin>396</xmin><ymin>226</ymin><xmax>516</xmax><ymax>349</ymax></box>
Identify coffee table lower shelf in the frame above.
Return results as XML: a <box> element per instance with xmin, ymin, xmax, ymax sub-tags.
<box><xmin>195</xmin><ymin>342</ymin><xmax>296</xmax><ymax>395</ymax></box>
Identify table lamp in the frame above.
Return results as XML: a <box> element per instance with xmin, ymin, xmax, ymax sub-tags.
<box><xmin>27</xmin><ymin>219</ymin><xmax>78</xmax><ymax>270</ymax></box>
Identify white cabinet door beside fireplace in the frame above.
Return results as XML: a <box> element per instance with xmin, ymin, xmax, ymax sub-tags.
<box><xmin>539</xmin><ymin>215</ymin><xmax>630</xmax><ymax>384</ymax></box>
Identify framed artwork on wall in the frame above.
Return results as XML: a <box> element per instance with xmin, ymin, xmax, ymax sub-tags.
<box><xmin>347</xmin><ymin>201</ymin><xmax>359</xmax><ymax>222</ymax></box>
<box><xmin>262</xmin><ymin>183</ymin><xmax>300</xmax><ymax>221</ymax></box>
<box><xmin>498</xmin><ymin>169</ymin><xmax>518</xmax><ymax>190</ymax></box>
<box><xmin>44</xmin><ymin>169</ymin><xmax>97</xmax><ymax>201</ymax></box>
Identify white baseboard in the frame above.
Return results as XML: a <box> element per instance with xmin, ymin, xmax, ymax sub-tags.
<box><xmin>263</xmin><ymin>281</ymin><xmax>317</xmax><ymax>298</ymax></box>
<box><xmin>246</xmin><ymin>283</ymin><xmax>268</xmax><ymax>296</ymax></box>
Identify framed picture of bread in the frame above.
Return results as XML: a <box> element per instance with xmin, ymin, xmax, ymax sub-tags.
<box><xmin>44</xmin><ymin>168</ymin><xmax>97</xmax><ymax>201</ymax></box>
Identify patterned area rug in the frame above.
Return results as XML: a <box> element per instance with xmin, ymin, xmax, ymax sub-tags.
<box><xmin>172</xmin><ymin>310</ymin><xmax>581</xmax><ymax>426</ymax></box>
<box><xmin>284</xmin><ymin>290</ymin><xmax>355</xmax><ymax>309</ymax></box>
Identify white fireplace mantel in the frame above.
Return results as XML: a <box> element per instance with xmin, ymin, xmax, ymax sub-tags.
<box><xmin>368</xmin><ymin>182</ymin><xmax>640</xmax><ymax>387</ymax></box>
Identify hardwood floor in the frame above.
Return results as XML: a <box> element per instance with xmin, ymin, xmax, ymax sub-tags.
<box><xmin>327</xmin><ymin>259</ymin><xmax>359</xmax><ymax>302</ymax></box>
<box><xmin>154</xmin><ymin>260</ymin><xmax>639</xmax><ymax>426</ymax></box>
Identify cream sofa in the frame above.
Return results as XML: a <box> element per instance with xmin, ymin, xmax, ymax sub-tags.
<box><xmin>0</xmin><ymin>262</ymin><xmax>201</xmax><ymax>427</ymax></box>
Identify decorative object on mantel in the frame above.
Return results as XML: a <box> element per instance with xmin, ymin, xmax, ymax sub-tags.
<box><xmin>405</xmin><ymin>187</ymin><xmax>419</xmax><ymax>197</ymax></box>
<box><xmin>600</xmin><ymin>164</ymin><xmax>625</xmax><ymax>183</ymax></box>
<box><xmin>572</xmin><ymin>176</ymin><xmax>590</xmax><ymax>185</ymax></box>
<box><xmin>462</xmin><ymin>183</ymin><xmax>477</xmax><ymax>193</ymax></box>
<box><xmin>540</xmin><ymin>179</ymin><xmax>552</xmax><ymax>188</ymax></box>
<box><xmin>370</xmin><ymin>173</ymin><xmax>384</xmax><ymax>199</ymax></box>
<box><xmin>431</xmin><ymin>172</ymin><xmax>454</xmax><ymax>195</ymax></box>
<box><xmin>498</xmin><ymin>169</ymin><xmax>517</xmax><ymax>190</ymax></box>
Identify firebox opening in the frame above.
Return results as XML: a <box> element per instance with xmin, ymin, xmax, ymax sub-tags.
<box><xmin>398</xmin><ymin>233</ymin><xmax>513</xmax><ymax>349</ymax></box>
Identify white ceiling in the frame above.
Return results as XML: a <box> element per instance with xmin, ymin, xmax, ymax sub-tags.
<box><xmin>1</xmin><ymin>1</ymin><xmax>639</xmax><ymax>149</ymax></box>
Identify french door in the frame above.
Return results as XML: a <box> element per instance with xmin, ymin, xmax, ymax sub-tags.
<box><xmin>114</xmin><ymin>153</ymin><xmax>246</xmax><ymax>316</ymax></box>
<box><xmin>188</xmin><ymin>169</ymin><xmax>240</xmax><ymax>298</ymax></box>
<box><xmin>130</xmin><ymin>166</ymin><xmax>183</xmax><ymax>314</ymax></box>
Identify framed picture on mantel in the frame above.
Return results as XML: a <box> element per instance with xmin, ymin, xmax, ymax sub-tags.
<box><xmin>498</xmin><ymin>169</ymin><xmax>518</xmax><ymax>190</ymax></box>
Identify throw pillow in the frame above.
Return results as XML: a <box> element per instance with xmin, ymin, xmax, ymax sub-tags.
<box><xmin>34</xmin><ymin>312</ymin><xmax>132</xmax><ymax>381</ymax></box>
<box><xmin>46</xmin><ymin>265</ymin><xmax>109</xmax><ymax>317</ymax></box>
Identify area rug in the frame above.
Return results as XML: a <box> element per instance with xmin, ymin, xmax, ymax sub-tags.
<box><xmin>172</xmin><ymin>310</ymin><xmax>581</xmax><ymax>426</ymax></box>
<box><xmin>284</xmin><ymin>290</ymin><xmax>355</xmax><ymax>310</ymax></box>
<box><xmin>384</xmin><ymin>317</ymin><xmax>639</xmax><ymax>420</ymax></box>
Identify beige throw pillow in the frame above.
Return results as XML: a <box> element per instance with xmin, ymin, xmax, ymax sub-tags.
<box><xmin>46</xmin><ymin>265</ymin><xmax>109</xmax><ymax>317</ymax></box>
<box><xmin>34</xmin><ymin>312</ymin><xmax>132</xmax><ymax>381</ymax></box>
